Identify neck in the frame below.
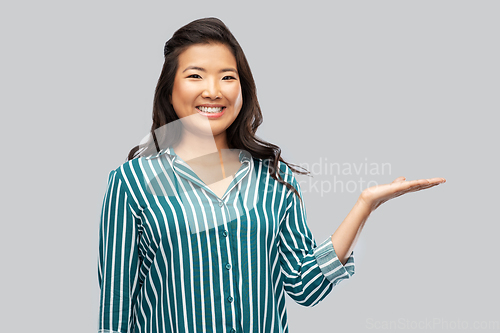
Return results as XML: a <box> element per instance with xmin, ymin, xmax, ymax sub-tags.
<box><xmin>173</xmin><ymin>130</ymin><xmax>229</xmax><ymax>161</ymax></box>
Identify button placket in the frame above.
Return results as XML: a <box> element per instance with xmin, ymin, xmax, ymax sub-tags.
<box><xmin>219</xmin><ymin>196</ymin><xmax>242</xmax><ymax>333</ymax></box>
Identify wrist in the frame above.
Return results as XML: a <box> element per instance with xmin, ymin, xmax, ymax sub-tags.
<box><xmin>357</xmin><ymin>194</ymin><xmax>375</xmax><ymax>215</ymax></box>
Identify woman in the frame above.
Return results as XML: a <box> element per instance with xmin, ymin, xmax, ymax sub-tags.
<box><xmin>98</xmin><ymin>17</ymin><xmax>445</xmax><ymax>333</ymax></box>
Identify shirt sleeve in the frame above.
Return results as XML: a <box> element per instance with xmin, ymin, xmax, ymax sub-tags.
<box><xmin>98</xmin><ymin>169</ymin><xmax>141</xmax><ymax>333</ymax></box>
<box><xmin>278</xmin><ymin>164</ymin><xmax>355</xmax><ymax>307</ymax></box>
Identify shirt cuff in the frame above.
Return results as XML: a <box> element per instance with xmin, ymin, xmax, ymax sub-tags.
<box><xmin>313</xmin><ymin>236</ymin><xmax>355</xmax><ymax>285</ymax></box>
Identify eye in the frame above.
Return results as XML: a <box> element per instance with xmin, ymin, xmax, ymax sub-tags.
<box><xmin>222</xmin><ymin>75</ymin><xmax>237</xmax><ymax>80</ymax></box>
<box><xmin>187</xmin><ymin>74</ymin><xmax>202</xmax><ymax>79</ymax></box>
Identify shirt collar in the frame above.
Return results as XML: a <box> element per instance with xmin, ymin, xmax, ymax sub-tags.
<box><xmin>144</xmin><ymin>146</ymin><xmax>256</xmax><ymax>163</ymax></box>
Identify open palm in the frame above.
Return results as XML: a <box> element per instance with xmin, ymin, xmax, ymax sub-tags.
<box><xmin>359</xmin><ymin>176</ymin><xmax>446</xmax><ymax>211</ymax></box>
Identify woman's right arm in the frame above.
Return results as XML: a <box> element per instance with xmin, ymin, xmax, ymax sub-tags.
<box><xmin>98</xmin><ymin>169</ymin><xmax>141</xmax><ymax>333</ymax></box>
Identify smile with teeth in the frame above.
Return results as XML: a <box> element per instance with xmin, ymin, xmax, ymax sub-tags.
<box><xmin>196</xmin><ymin>106</ymin><xmax>225</xmax><ymax>113</ymax></box>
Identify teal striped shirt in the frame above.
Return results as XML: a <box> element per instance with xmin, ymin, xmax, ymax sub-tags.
<box><xmin>98</xmin><ymin>146</ymin><xmax>355</xmax><ymax>333</ymax></box>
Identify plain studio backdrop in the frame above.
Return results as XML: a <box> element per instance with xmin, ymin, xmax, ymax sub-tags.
<box><xmin>1</xmin><ymin>1</ymin><xmax>498</xmax><ymax>332</ymax></box>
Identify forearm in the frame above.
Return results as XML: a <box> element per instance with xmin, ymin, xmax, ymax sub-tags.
<box><xmin>331</xmin><ymin>197</ymin><xmax>372</xmax><ymax>265</ymax></box>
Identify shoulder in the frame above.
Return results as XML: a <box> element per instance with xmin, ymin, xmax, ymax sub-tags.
<box><xmin>106</xmin><ymin>157</ymin><xmax>148</xmax><ymax>192</ymax></box>
<box><xmin>274</xmin><ymin>160</ymin><xmax>302</xmax><ymax>199</ymax></box>
<box><xmin>108</xmin><ymin>157</ymin><xmax>142</xmax><ymax>182</ymax></box>
<box><xmin>104</xmin><ymin>158</ymin><xmax>146</xmax><ymax>211</ymax></box>
<box><xmin>277</xmin><ymin>160</ymin><xmax>297</xmax><ymax>183</ymax></box>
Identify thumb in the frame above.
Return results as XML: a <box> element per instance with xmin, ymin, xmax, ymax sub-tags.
<box><xmin>391</xmin><ymin>176</ymin><xmax>406</xmax><ymax>183</ymax></box>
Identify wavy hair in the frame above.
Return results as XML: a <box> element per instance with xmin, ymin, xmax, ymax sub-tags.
<box><xmin>127</xmin><ymin>17</ymin><xmax>310</xmax><ymax>203</ymax></box>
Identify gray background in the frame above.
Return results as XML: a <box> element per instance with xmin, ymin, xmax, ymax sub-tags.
<box><xmin>1</xmin><ymin>0</ymin><xmax>498</xmax><ymax>332</ymax></box>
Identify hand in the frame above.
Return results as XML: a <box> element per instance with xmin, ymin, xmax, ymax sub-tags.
<box><xmin>359</xmin><ymin>176</ymin><xmax>446</xmax><ymax>212</ymax></box>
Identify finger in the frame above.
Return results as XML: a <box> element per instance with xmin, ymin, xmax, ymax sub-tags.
<box><xmin>406</xmin><ymin>179</ymin><xmax>438</xmax><ymax>189</ymax></box>
<box><xmin>389</xmin><ymin>180</ymin><xmax>431</xmax><ymax>195</ymax></box>
<box><xmin>394</xmin><ymin>179</ymin><xmax>429</xmax><ymax>190</ymax></box>
<box><xmin>406</xmin><ymin>182</ymin><xmax>442</xmax><ymax>193</ymax></box>
<box><xmin>414</xmin><ymin>177</ymin><xmax>445</xmax><ymax>185</ymax></box>
<box><xmin>406</xmin><ymin>178</ymin><xmax>445</xmax><ymax>185</ymax></box>
<box><xmin>389</xmin><ymin>183</ymin><xmax>439</xmax><ymax>200</ymax></box>
<box><xmin>382</xmin><ymin>179</ymin><xmax>445</xmax><ymax>200</ymax></box>
<box><xmin>399</xmin><ymin>182</ymin><xmax>443</xmax><ymax>196</ymax></box>
<box><xmin>426</xmin><ymin>177</ymin><xmax>446</xmax><ymax>184</ymax></box>
<box><xmin>409</xmin><ymin>178</ymin><xmax>445</xmax><ymax>190</ymax></box>
<box><xmin>391</xmin><ymin>176</ymin><xmax>406</xmax><ymax>184</ymax></box>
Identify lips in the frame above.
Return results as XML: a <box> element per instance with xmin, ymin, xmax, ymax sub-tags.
<box><xmin>196</xmin><ymin>105</ymin><xmax>225</xmax><ymax>118</ymax></box>
<box><xmin>196</xmin><ymin>106</ymin><xmax>225</xmax><ymax>113</ymax></box>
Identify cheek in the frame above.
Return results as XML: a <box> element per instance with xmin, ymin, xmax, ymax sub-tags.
<box><xmin>172</xmin><ymin>83</ymin><xmax>196</xmax><ymax>107</ymax></box>
<box><xmin>228</xmin><ymin>85</ymin><xmax>243</xmax><ymax>109</ymax></box>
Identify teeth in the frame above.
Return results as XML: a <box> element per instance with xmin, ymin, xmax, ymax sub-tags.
<box><xmin>197</xmin><ymin>106</ymin><xmax>224</xmax><ymax>113</ymax></box>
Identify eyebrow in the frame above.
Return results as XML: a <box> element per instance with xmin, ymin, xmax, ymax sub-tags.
<box><xmin>182</xmin><ymin>66</ymin><xmax>238</xmax><ymax>74</ymax></box>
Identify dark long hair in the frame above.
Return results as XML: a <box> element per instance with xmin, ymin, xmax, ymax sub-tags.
<box><xmin>127</xmin><ymin>17</ymin><xmax>310</xmax><ymax>203</ymax></box>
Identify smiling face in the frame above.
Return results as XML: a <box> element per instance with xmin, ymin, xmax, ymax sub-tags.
<box><xmin>170</xmin><ymin>43</ymin><xmax>243</xmax><ymax>146</ymax></box>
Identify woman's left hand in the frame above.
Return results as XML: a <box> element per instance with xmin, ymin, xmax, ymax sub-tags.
<box><xmin>359</xmin><ymin>176</ymin><xmax>446</xmax><ymax>212</ymax></box>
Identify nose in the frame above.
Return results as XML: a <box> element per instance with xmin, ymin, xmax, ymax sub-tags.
<box><xmin>201</xmin><ymin>78</ymin><xmax>221</xmax><ymax>99</ymax></box>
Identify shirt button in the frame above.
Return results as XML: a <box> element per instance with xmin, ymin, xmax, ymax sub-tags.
<box><xmin>222</xmin><ymin>230</ymin><xmax>228</xmax><ymax>237</ymax></box>
<box><xmin>230</xmin><ymin>329</ymin><xmax>236</xmax><ymax>333</ymax></box>
<box><xmin>225</xmin><ymin>263</ymin><xmax>231</xmax><ymax>270</ymax></box>
<box><xmin>227</xmin><ymin>296</ymin><xmax>233</xmax><ymax>303</ymax></box>
<box><xmin>218</xmin><ymin>201</ymin><xmax>224</xmax><ymax>207</ymax></box>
